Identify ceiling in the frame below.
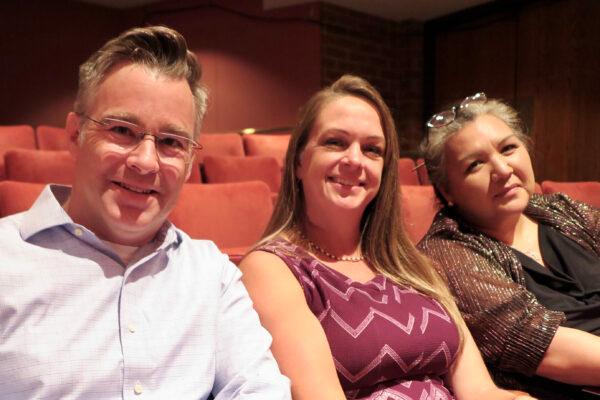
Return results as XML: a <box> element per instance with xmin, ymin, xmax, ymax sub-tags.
<box><xmin>75</xmin><ymin>0</ymin><xmax>494</xmax><ymax>22</ymax></box>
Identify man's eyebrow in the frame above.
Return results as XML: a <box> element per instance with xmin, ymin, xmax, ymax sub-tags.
<box><xmin>161</xmin><ymin>124</ymin><xmax>192</xmax><ymax>138</ymax></box>
<box><xmin>101</xmin><ymin>113</ymin><xmax>192</xmax><ymax>138</ymax></box>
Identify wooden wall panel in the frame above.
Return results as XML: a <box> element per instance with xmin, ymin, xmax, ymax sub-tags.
<box><xmin>433</xmin><ymin>16</ymin><xmax>517</xmax><ymax>111</ymax></box>
<box><xmin>427</xmin><ymin>0</ymin><xmax>600</xmax><ymax>182</ymax></box>
<box><xmin>517</xmin><ymin>0</ymin><xmax>600</xmax><ymax>181</ymax></box>
<box><xmin>145</xmin><ymin>0</ymin><xmax>321</xmax><ymax>133</ymax></box>
<box><xmin>0</xmin><ymin>0</ymin><xmax>136</xmax><ymax>126</ymax></box>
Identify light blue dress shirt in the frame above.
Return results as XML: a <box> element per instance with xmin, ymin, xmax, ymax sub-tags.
<box><xmin>0</xmin><ymin>185</ymin><xmax>290</xmax><ymax>399</ymax></box>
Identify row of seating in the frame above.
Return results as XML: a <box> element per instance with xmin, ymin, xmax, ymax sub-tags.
<box><xmin>1</xmin><ymin>180</ymin><xmax>598</xmax><ymax>265</ymax></box>
<box><xmin>1</xmin><ymin>147</ymin><xmax>426</xmax><ymax>190</ymax></box>
<box><xmin>1</xmin><ymin>148</ymin><xmax>282</xmax><ymax>195</ymax></box>
<box><xmin>0</xmin><ymin>124</ymin><xmax>433</xmax><ymax>199</ymax></box>
<box><xmin>0</xmin><ymin>124</ymin><xmax>291</xmax><ymax>181</ymax></box>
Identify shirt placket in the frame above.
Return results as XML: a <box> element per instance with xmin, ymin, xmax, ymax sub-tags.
<box><xmin>120</xmin><ymin>256</ymin><xmax>155</xmax><ymax>399</ymax></box>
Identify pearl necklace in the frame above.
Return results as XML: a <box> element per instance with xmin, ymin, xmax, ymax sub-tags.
<box><xmin>304</xmin><ymin>237</ymin><xmax>365</xmax><ymax>262</ymax></box>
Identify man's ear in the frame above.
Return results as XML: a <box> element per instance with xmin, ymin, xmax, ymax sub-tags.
<box><xmin>184</xmin><ymin>152</ymin><xmax>195</xmax><ymax>182</ymax></box>
<box><xmin>65</xmin><ymin>112</ymin><xmax>81</xmax><ymax>156</ymax></box>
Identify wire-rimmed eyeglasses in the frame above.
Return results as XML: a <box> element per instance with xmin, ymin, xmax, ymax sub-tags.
<box><xmin>426</xmin><ymin>92</ymin><xmax>487</xmax><ymax>129</ymax></box>
<box><xmin>80</xmin><ymin>114</ymin><xmax>201</xmax><ymax>165</ymax></box>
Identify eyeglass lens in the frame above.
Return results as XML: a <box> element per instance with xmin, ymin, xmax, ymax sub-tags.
<box><xmin>87</xmin><ymin>117</ymin><xmax>196</xmax><ymax>163</ymax></box>
<box><xmin>426</xmin><ymin>92</ymin><xmax>487</xmax><ymax>129</ymax></box>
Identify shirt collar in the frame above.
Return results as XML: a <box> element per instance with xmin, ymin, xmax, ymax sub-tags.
<box><xmin>19</xmin><ymin>184</ymin><xmax>74</xmax><ymax>240</ymax></box>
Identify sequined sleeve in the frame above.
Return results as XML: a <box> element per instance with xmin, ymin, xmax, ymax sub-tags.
<box><xmin>418</xmin><ymin>220</ymin><xmax>565</xmax><ymax>376</ymax></box>
<box><xmin>529</xmin><ymin>193</ymin><xmax>600</xmax><ymax>255</ymax></box>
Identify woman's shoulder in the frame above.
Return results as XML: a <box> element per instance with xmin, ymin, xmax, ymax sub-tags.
<box><xmin>243</xmin><ymin>235</ymin><xmax>317</xmax><ymax>279</ymax></box>
<box><xmin>529</xmin><ymin>192</ymin><xmax>595</xmax><ymax>218</ymax></box>
<box><xmin>419</xmin><ymin>208</ymin><xmax>484</xmax><ymax>250</ymax></box>
<box><xmin>251</xmin><ymin>236</ymin><xmax>309</xmax><ymax>266</ymax></box>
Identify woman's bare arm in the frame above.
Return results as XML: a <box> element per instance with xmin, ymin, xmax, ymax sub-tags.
<box><xmin>239</xmin><ymin>250</ymin><xmax>346</xmax><ymax>400</ymax></box>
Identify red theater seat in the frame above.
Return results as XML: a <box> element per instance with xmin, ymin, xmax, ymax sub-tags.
<box><xmin>196</xmin><ymin>133</ymin><xmax>245</xmax><ymax>163</ymax></box>
<box><xmin>5</xmin><ymin>149</ymin><xmax>75</xmax><ymax>184</ymax></box>
<box><xmin>541</xmin><ymin>180</ymin><xmax>600</xmax><ymax>208</ymax></box>
<box><xmin>169</xmin><ymin>181</ymin><xmax>274</xmax><ymax>260</ymax></box>
<box><xmin>400</xmin><ymin>185</ymin><xmax>439</xmax><ymax>244</ymax></box>
<box><xmin>0</xmin><ymin>180</ymin><xmax>273</xmax><ymax>264</ymax></box>
<box><xmin>0</xmin><ymin>125</ymin><xmax>37</xmax><ymax>180</ymax></box>
<box><xmin>186</xmin><ymin>156</ymin><xmax>202</xmax><ymax>183</ymax></box>
<box><xmin>202</xmin><ymin>155</ymin><xmax>281</xmax><ymax>193</ymax></box>
<box><xmin>415</xmin><ymin>158</ymin><xmax>430</xmax><ymax>185</ymax></box>
<box><xmin>0</xmin><ymin>181</ymin><xmax>45</xmax><ymax>217</ymax></box>
<box><xmin>243</xmin><ymin>134</ymin><xmax>291</xmax><ymax>168</ymax></box>
<box><xmin>36</xmin><ymin>125</ymin><xmax>70</xmax><ymax>151</ymax></box>
<box><xmin>398</xmin><ymin>158</ymin><xmax>420</xmax><ymax>185</ymax></box>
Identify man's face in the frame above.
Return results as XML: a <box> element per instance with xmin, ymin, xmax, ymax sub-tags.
<box><xmin>65</xmin><ymin>63</ymin><xmax>196</xmax><ymax>245</ymax></box>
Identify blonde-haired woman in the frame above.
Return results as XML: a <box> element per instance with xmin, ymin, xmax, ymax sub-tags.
<box><xmin>240</xmin><ymin>76</ymin><xmax>533</xmax><ymax>400</ymax></box>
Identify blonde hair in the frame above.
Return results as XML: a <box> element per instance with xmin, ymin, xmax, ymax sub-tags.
<box><xmin>74</xmin><ymin>25</ymin><xmax>207</xmax><ymax>138</ymax></box>
<box><xmin>257</xmin><ymin>74</ymin><xmax>465</xmax><ymax>344</ymax></box>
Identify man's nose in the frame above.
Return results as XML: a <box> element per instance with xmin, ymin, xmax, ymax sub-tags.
<box><xmin>126</xmin><ymin>135</ymin><xmax>160</xmax><ymax>175</ymax></box>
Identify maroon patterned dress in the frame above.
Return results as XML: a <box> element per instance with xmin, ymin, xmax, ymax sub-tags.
<box><xmin>258</xmin><ymin>238</ymin><xmax>459</xmax><ymax>400</ymax></box>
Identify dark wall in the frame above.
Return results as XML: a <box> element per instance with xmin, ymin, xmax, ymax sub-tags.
<box><xmin>0</xmin><ymin>0</ymin><xmax>136</xmax><ymax>127</ymax></box>
<box><xmin>0</xmin><ymin>0</ymin><xmax>321</xmax><ymax>133</ymax></box>
<box><xmin>144</xmin><ymin>0</ymin><xmax>321</xmax><ymax>132</ymax></box>
<box><xmin>425</xmin><ymin>0</ymin><xmax>600</xmax><ymax>181</ymax></box>
<box><xmin>320</xmin><ymin>3</ymin><xmax>425</xmax><ymax>155</ymax></box>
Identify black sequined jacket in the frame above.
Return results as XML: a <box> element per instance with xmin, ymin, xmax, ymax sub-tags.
<box><xmin>418</xmin><ymin>193</ymin><xmax>600</xmax><ymax>383</ymax></box>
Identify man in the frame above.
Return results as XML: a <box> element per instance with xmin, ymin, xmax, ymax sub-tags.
<box><xmin>0</xmin><ymin>26</ymin><xmax>290</xmax><ymax>399</ymax></box>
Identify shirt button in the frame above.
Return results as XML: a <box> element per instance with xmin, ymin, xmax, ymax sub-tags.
<box><xmin>74</xmin><ymin>228</ymin><xmax>83</xmax><ymax>237</ymax></box>
<box><xmin>133</xmin><ymin>382</ymin><xmax>143</xmax><ymax>395</ymax></box>
<box><xmin>128</xmin><ymin>324</ymin><xmax>136</xmax><ymax>333</ymax></box>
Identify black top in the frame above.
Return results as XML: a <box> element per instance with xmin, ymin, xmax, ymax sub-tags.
<box><xmin>514</xmin><ymin>224</ymin><xmax>600</xmax><ymax>335</ymax></box>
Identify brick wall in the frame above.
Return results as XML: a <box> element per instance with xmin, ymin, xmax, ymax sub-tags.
<box><xmin>320</xmin><ymin>3</ymin><xmax>425</xmax><ymax>155</ymax></box>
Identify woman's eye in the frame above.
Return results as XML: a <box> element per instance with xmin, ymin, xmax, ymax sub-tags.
<box><xmin>324</xmin><ymin>138</ymin><xmax>345</xmax><ymax>148</ymax></box>
<box><xmin>363</xmin><ymin>145</ymin><xmax>383</xmax><ymax>157</ymax></box>
<box><xmin>466</xmin><ymin>160</ymin><xmax>482</xmax><ymax>173</ymax></box>
<box><xmin>501</xmin><ymin>143</ymin><xmax>518</xmax><ymax>153</ymax></box>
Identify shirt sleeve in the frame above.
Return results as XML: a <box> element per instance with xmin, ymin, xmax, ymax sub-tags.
<box><xmin>419</xmin><ymin>234</ymin><xmax>565</xmax><ymax>376</ymax></box>
<box><xmin>211</xmin><ymin>256</ymin><xmax>291</xmax><ymax>400</ymax></box>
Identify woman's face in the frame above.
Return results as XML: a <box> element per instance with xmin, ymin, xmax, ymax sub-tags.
<box><xmin>440</xmin><ymin>114</ymin><xmax>535</xmax><ymax>229</ymax></box>
<box><xmin>296</xmin><ymin>95</ymin><xmax>386</xmax><ymax>221</ymax></box>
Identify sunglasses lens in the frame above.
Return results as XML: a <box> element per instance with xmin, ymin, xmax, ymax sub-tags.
<box><xmin>426</xmin><ymin>110</ymin><xmax>456</xmax><ymax>128</ymax></box>
<box><xmin>462</xmin><ymin>92</ymin><xmax>486</xmax><ymax>108</ymax></box>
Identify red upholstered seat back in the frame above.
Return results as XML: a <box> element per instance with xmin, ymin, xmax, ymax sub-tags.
<box><xmin>202</xmin><ymin>155</ymin><xmax>281</xmax><ymax>193</ymax></box>
<box><xmin>415</xmin><ymin>158</ymin><xmax>430</xmax><ymax>185</ymax></box>
<box><xmin>398</xmin><ymin>158</ymin><xmax>420</xmax><ymax>185</ymax></box>
<box><xmin>5</xmin><ymin>149</ymin><xmax>75</xmax><ymax>184</ymax></box>
<box><xmin>0</xmin><ymin>181</ymin><xmax>45</xmax><ymax>217</ymax></box>
<box><xmin>36</xmin><ymin>125</ymin><xmax>70</xmax><ymax>151</ymax></box>
<box><xmin>186</xmin><ymin>156</ymin><xmax>202</xmax><ymax>183</ymax></box>
<box><xmin>399</xmin><ymin>185</ymin><xmax>439</xmax><ymax>244</ymax></box>
<box><xmin>169</xmin><ymin>181</ymin><xmax>274</xmax><ymax>249</ymax></box>
<box><xmin>0</xmin><ymin>125</ymin><xmax>37</xmax><ymax>180</ymax></box>
<box><xmin>243</xmin><ymin>134</ymin><xmax>291</xmax><ymax>169</ymax></box>
<box><xmin>541</xmin><ymin>180</ymin><xmax>600</xmax><ymax>208</ymax></box>
<box><xmin>196</xmin><ymin>133</ymin><xmax>245</xmax><ymax>163</ymax></box>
